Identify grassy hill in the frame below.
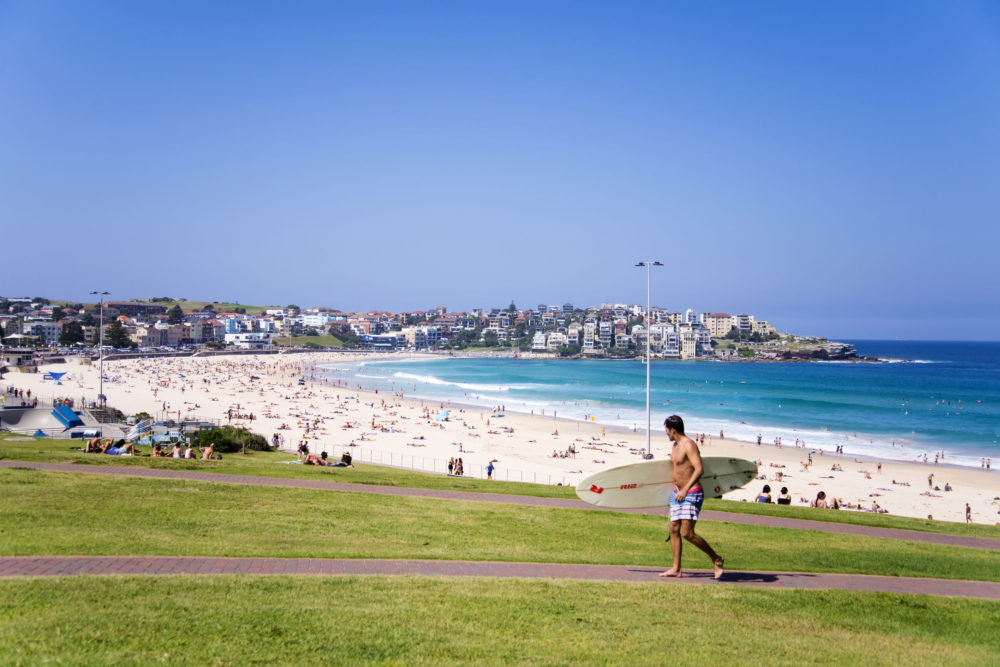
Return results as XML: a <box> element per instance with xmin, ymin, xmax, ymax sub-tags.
<box><xmin>273</xmin><ymin>334</ymin><xmax>350</xmax><ymax>348</ymax></box>
<box><xmin>2</xmin><ymin>438</ymin><xmax>999</xmax><ymax>663</ymax></box>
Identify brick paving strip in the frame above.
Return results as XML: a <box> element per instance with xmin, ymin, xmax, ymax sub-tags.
<box><xmin>0</xmin><ymin>556</ymin><xmax>998</xmax><ymax>600</ymax></box>
<box><xmin>3</xmin><ymin>460</ymin><xmax>998</xmax><ymax>551</ymax></box>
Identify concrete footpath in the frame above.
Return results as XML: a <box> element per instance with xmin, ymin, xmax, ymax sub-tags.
<box><xmin>2</xmin><ymin>556</ymin><xmax>999</xmax><ymax>600</ymax></box>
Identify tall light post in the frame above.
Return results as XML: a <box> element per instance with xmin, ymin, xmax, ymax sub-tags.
<box><xmin>635</xmin><ymin>262</ymin><xmax>662</xmax><ymax>459</ymax></box>
<box><xmin>90</xmin><ymin>291</ymin><xmax>110</xmax><ymax>407</ymax></box>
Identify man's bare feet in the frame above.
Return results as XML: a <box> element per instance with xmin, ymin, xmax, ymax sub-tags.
<box><xmin>659</xmin><ymin>568</ymin><xmax>682</xmax><ymax>578</ymax></box>
<box><xmin>713</xmin><ymin>557</ymin><xmax>725</xmax><ymax>580</ymax></box>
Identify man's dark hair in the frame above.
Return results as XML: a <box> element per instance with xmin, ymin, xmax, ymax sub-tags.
<box><xmin>664</xmin><ymin>415</ymin><xmax>685</xmax><ymax>434</ymax></box>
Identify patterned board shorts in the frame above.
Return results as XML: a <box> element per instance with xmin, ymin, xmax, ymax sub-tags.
<box><xmin>669</xmin><ymin>486</ymin><xmax>704</xmax><ymax>522</ymax></box>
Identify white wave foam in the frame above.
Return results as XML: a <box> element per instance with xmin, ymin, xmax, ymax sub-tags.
<box><xmin>393</xmin><ymin>371</ymin><xmax>533</xmax><ymax>393</ymax></box>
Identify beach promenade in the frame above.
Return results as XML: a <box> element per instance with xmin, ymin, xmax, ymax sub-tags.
<box><xmin>2</xmin><ymin>460</ymin><xmax>997</xmax><ymax>600</ymax></box>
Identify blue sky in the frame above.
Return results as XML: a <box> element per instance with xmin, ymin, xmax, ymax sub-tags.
<box><xmin>2</xmin><ymin>1</ymin><xmax>998</xmax><ymax>339</ymax></box>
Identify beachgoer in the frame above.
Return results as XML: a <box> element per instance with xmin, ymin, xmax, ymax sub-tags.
<box><xmin>100</xmin><ymin>439</ymin><xmax>136</xmax><ymax>456</ymax></box>
<box><xmin>659</xmin><ymin>415</ymin><xmax>724</xmax><ymax>580</ymax></box>
<box><xmin>966</xmin><ymin>503</ymin><xmax>972</xmax><ymax>524</ymax></box>
<box><xmin>184</xmin><ymin>444</ymin><xmax>197</xmax><ymax>459</ymax></box>
<box><xmin>200</xmin><ymin>442</ymin><xmax>215</xmax><ymax>460</ymax></box>
<box><xmin>487</xmin><ymin>461</ymin><xmax>495</xmax><ymax>480</ymax></box>
<box><xmin>756</xmin><ymin>484</ymin><xmax>772</xmax><ymax>503</ymax></box>
<box><xmin>777</xmin><ymin>487</ymin><xmax>792</xmax><ymax>505</ymax></box>
<box><xmin>171</xmin><ymin>444</ymin><xmax>183</xmax><ymax>458</ymax></box>
<box><xmin>811</xmin><ymin>491</ymin><xmax>828</xmax><ymax>508</ymax></box>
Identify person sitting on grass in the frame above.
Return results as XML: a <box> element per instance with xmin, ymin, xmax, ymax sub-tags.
<box><xmin>200</xmin><ymin>442</ymin><xmax>215</xmax><ymax>460</ymax></box>
<box><xmin>170</xmin><ymin>443</ymin><xmax>184</xmax><ymax>458</ymax></box>
<box><xmin>810</xmin><ymin>490</ymin><xmax>828</xmax><ymax>508</ymax></box>
<box><xmin>152</xmin><ymin>443</ymin><xmax>167</xmax><ymax>457</ymax></box>
<box><xmin>756</xmin><ymin>484</ymin><xmax>773</xmax><ymax>503</ymax></box>
<box><xmin>776</xmin><ymin>487</ymin><xmax>792</xmax><ymax>505</ymax></box>
<box><xmin>184</xmin><ymin>443</ymin><xmax>197</xmax><ymax>459</ymax></box>
<box><xmin>85</xmin><ymin>435</ymin><xmax>103</xmax><ymax>453</ymax></box>
<box><xmin>100</xmin><ymin>439</ymin><xmax>137</xmax><ymax>456</ymax></box>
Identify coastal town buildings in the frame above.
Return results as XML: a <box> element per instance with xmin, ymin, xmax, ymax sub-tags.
<box><xmin>1</xmin><ymin>295</ymin><xmax>789</xmax><ymax>359</ymax></box>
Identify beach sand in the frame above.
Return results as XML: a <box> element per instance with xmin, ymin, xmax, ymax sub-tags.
<box><xmin>5</xmin><ymin>351</ymin><xmax>998</xmax><ymax>525</ymax></box>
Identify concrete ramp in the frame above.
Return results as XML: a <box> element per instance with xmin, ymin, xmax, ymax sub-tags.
<box><xmin>0</xmin><ymin>408</ymin><xmax>67</xmax><ymax>432</ymax></box>
<box><xmin>51</xmin><ymin>406</ymin><xmax>84</xmax><ymax>428</ymax></box>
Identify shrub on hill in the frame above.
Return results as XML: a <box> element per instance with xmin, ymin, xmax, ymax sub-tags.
<box><xmin>191</xmin><ymin>426</ymin><xmax>271</xmax><ymax>453</ymax></box>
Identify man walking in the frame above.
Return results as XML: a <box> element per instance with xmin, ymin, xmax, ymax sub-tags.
<box><xmin>660</xmin><ymin>414</ymin><xmax>725</xmax><ymax>580</ymax></box>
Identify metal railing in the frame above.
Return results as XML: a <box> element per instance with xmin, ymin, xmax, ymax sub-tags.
<box><xmin>284</xmin><ymin>442</ymin><xmax>573</xmax><ymax>487</ymax></box>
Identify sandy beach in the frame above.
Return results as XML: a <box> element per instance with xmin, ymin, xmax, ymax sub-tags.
<box><xmin>5</xmin><ymin>351</ymin><xmax>998</xmax><ymax>525</ymax></box>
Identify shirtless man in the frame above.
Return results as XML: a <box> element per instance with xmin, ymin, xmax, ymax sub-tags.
<box><xmin>659</xmin><ymin>415</ymin><xmax>725</xmax><ymax>580</ymax></box>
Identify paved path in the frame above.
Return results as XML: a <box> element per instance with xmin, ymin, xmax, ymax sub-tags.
<box><xmin>2</xmin><ymin>556</ymin><xmax>999</xmax><ymax>600</ymax></box>
<box><xmin>4</xmin><ymin>460</ymin><xmax>999</xmax><ymax>551</ymax></box>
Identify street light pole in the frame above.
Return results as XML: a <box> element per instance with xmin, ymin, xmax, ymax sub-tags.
<box><xmin>90</xmin><ymin>291</ymin><xmax>110</xmax><ymax>407</ymax></box>
<box><xmin>635</xmin><ymin>261</ymin><xmax>662</xmax><ymax>459</ymax></box>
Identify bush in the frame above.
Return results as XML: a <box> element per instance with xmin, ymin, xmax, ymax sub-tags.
<box><xmin>191</xmin><ymin>426</ymin><xmax>271</xmax><ymax>453</ymax></box>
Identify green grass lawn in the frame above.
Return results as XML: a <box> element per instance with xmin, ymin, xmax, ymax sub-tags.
<box><xmin>1</xmin><ymin>576</ymin><xmax>997</xmax><ymax>665</ymax></box>
<box><xmin>3</xmin><ymin>435</ymin><xmax>999</xmax><ymax>539</ymax></box>
<box><xmin>273</xmin><ymin>334</ymin><xmax>349</xmax><ymax>347</ymax></box>
<box><xmin>2</xmin><ymin>469</ymin><xmax>999</xmax><ymax>582</ymax></box>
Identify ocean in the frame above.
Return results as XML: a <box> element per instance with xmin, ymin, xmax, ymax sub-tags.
<box><xmin>317</xmin><ymin>340</ymin><xmax>1000</xmax><ymax>469</ymax></box>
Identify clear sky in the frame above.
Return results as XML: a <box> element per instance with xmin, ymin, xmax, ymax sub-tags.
<box><xmin>2</xmin><ymin>1</ymin><xmax>998</xmax><ymax>340</ymax></box>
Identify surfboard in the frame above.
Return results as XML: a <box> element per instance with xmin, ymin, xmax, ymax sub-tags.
<box><xmin>575</xmin><ymin>457</ymin><xmax>758</xmax><ymax>509</ymax></box>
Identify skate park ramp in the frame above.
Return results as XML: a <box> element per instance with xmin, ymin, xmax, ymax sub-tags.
<box><xmin>0</xmin><ymin>407</ymin><xmax>92</xmax><ymax>437</ymax></box>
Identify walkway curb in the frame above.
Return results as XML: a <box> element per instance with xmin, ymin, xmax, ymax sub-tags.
<box><xmin>1</xmin><ymin>556</ymin><xmax>998</xmax><ymax>600</ymax></box>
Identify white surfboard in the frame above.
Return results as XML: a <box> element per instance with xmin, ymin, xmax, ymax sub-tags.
<box><xmin>575</xmin><ymin>457</ymin><xmax>758</xmax><ymax>509</ymax></box>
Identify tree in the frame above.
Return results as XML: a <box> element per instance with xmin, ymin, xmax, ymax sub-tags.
<box><xmin>167</xmin><ymin>305</ymin><xmax>185</xmax><ymax>324</ymax></box>
<box><xmin>82</xmin><ymin>312</ymin><xmax>96</xmax><ymax>327</ymax></box>
<box><xmin>286</xmin><ymin>304</ymin><xmax>300</xmax><ymax>310</ymax></box>
<box><xmin>51</xmin><ymin>306</ymin><xmax>65</xmax><ymax>321</ymax></box>
<box><xmin>202</xmin><ymin>303</ymin><xmax>215</xmax><ymax>312</ymax></box>
<box><xmin>482</xmin><ymin>330</ymin><xmax>499</xmax><ymax>347</ymax></box>
<box><xmin>59</xmin><ymin>321</ymin><xmax>85</xmax><ymax>345</ymax></box>
<box><xmin>105</xmin><ymin>320</ymin><xmax>133</xmax><ymax>348</ymax></box>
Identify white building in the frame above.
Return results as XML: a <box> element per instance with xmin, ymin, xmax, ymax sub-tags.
<box><xmin>225</xmin><ymin>332</ymin><xmax>275</xmax><ymax>349</ymax></box>
<box><xmin>546</xmin><ymin>332</ymin><xmax>569</xmax><ymax>351</ymax></box>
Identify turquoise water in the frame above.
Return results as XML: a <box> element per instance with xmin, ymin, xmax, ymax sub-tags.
<box><xmin>318</xmin><ymin>341</ymin><xmax>1000</xmax><ymax>468</ymax></box>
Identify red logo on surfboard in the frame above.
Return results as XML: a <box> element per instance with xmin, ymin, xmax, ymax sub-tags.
<box><xmin>590</xmin><ymin>484</ymin><xmax>604</xmax><ymax>494</ymax></box>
